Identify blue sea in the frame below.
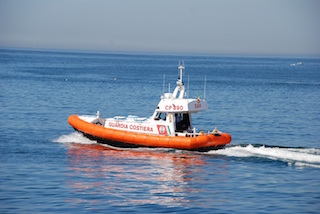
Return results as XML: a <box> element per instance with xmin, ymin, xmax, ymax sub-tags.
<box><xmin>1</xmin><ymin>49</ymin><xmax>320</xmax><ymax>213</ymax></box>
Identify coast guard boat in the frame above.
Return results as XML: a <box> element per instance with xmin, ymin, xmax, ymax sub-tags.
<box><xmin>68</xmin><ymin>63</ymin><xmax>231</xmax><ymax>151</ymax></box>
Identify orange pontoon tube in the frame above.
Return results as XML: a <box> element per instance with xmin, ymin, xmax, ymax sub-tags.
<box><xmin>68</xmin><ymin>115</ymin><xmax>231</xmax><ymax>151</ymax></box>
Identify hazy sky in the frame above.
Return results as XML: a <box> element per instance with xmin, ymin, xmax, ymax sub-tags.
<box><xmin>0</xmin><ymin>0</ymin><xmax>319</xmax><ymax>56</ymax></box>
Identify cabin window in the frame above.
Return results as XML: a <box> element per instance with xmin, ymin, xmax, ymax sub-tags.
<box><xmin>175</xmin><ymin>113</ymin><xmax>191</xmax><ymax>132</ymax></box>
<box><xmin>155</xmin><ymin>112</ymin><xmax>166</xmax><ymax>121</ymax></box>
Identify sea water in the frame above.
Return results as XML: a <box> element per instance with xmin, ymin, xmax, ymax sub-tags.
<box><xmin>0</xmin><ymin>49</ymin><xmax>319</xmax><ymax>213</ymax></box>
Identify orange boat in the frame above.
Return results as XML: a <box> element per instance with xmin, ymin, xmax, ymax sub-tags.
<box><xmin>68</xmin><ymin>63</ymin><xmax>231</xmax><ymax>151</ymax></box>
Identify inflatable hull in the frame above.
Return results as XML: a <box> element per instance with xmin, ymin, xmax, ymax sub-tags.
<box><xmin>68</xmin><ymin>115</ymin><xmax>231</xmax><ymax>152</ymax></box>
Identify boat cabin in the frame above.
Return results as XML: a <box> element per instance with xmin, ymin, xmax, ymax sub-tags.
<box><xmin>151</xmin><ymin>64</ymin><xmax>208</xmax><ymax>136</ymax></box>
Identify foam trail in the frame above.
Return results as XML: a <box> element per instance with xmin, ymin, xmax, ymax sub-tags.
<box><xmin>53</xmin><ymin>132</ymin><xmax>97</xmax><ymax>145</ymax></box>
<box><xmin>208</xmin><ymin>144</ymin><xmax>320</xmax><ymax>168</ymax></box>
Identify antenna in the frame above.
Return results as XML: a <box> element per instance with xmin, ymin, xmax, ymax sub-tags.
<box><xmin>182</xmin><ymin>60</ymin><xmax>185</xmax><ymax>80</ymax></box>
<box><xmin>168</xmin><ymin>83</ymin><xmax>171</xmax><ymax>93</ymax></box>
<box><xmin>204</xmin><ymin>75</ymin><xmax>207</xmax><ymax>100</ymax></box>
<box><xmin>187</xmin><ymin>75</ymin><xmax>189</xmax><ymax>98</ymax></box>
<box><xmin>163</xmin><ymin>74</ymin><xmax>165</xmax><ymax>95</ymax></box>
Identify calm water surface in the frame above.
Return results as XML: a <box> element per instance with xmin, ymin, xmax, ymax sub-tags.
<box><xmin>0</xmin><ymin>49</ymin><xmax>320</xmax><ymax>213</ymax></box>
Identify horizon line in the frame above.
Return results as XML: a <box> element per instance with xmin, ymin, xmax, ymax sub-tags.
<box><xmin>1</xmin><ymin>46</ymin><xmax>319</xmax><ymax>59</ymax></box>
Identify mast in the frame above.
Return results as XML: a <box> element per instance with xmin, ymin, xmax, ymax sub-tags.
<box><xmin>173</xmin><ymin>61</ymin><xmax>185</xmax><ymax>99</ymax></box>
<box><xmin>178</xmin><ymin>60</ymin><xmax>184</xmax><ymax>85</ymax></box>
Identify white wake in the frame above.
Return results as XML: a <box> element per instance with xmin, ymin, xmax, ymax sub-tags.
<box><xmin>208</xmin><ymin>144</ymin><xmax>320</xmax><ymax>168</ymax></box>
<box><xmin>53</xmin><ymin>132</ymin><xmax>97</xmax><ymax>145</ymax></box>
<box><xmin>53</xmin><ymin>133</ymin><xmax>320</xmax><ymax>168</ymax></box>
